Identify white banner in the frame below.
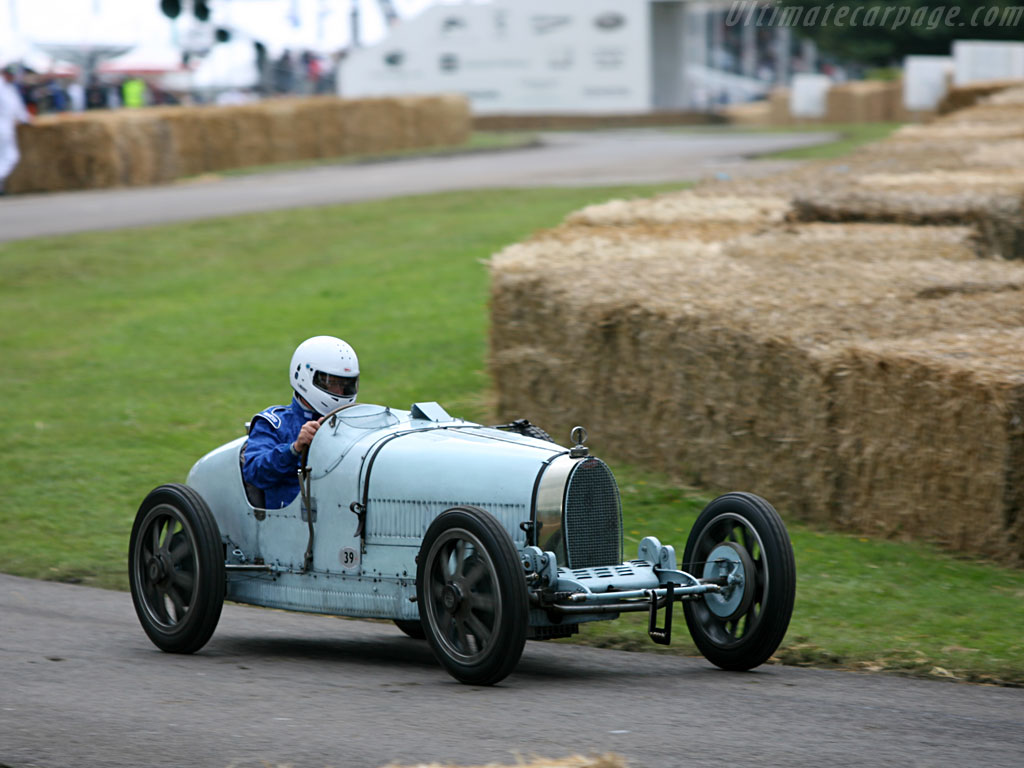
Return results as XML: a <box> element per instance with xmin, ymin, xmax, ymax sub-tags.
<box><xmin>339</xmin><ymin>0</ymin><xmax>655</xmax><ymax>114</ymax></box>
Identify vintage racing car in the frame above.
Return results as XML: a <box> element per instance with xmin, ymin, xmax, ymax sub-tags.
<box><xmin>129</xmin><ymin>402</ymin><xmax>796</xmax><ymax>685</ymax></box>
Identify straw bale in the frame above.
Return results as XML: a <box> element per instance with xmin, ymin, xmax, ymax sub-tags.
<box><xmin>489</xmin><ymin>238</ymin><xmax>840</xmax><ymax>520</ymax></box>
<box><xmin>158</xmin><ymin>108</ymin><xmax>212</xmax><ymax>177</ymax></box>
<box><xmin>341</xmin><ymin>97</ymin><xmax>405</xmax><ymax>154</ymax></box>
<box><xmin>489</xmin><ymin>83</ymin><xmax>1024</xmax><ymax>561</ymax></box>
<box><xmin>6</xmin><ymin>95</ymin><xmax>470</xmax><ymax>192</ymax></box>
<box><xmin>490</xmin><ymin>220</ymin><xmax>1024</xmax><ymax>556</ymax></box>
<box><xmin>262</xmin><ymin>100</ymin><xmax>309</xmax><ymax>163</ymax></box>
<box><xmin>825</xmin><ymin>80</ymin><xmax>893</xmax><ymax>124</ymax></box>
<box><xmin>937</xmin><ymin>79</ymin><xmax>1024</xmax><ymax>114</ymax></box>
<box><xmin>769</xmin><ymin>88</ymin><xmax>791</xmax><ymax>125</ymax></box>
<box><xmin>982</xmin><ymin>86</ymin><xmax>1024</xmax><ymax>106</ymax></box>
<box><xmin>194</xmin><ymin>106</ymin><xmax>249</xmax><ymax>171</ymax></box>
<box><xmin>790</xmin><ymin>173</ymin><xmax>1024</xmax><ymax>260</ymax></box>
<box><xmin>406</xmin><ymin>93</ymin><xmax>471</xmax><ymax>147</ymax></box>
<box><xmin>566</xmin><ymin>192</ymin><xmax>791</xmax><ymax>227</ymax></box>
<box><xmin>721</xmin><ymin>100</ymin><xmax>772</xmax><ymax>126</ymax></box>
<box><xmin>938</xmin><ymin>103</ymin><xmax>1024</xmax><ymax>125</ymax></box>
<box><xmin>6</xmin><ymin>114</ymin><xmax>120</xmax><ymax>193</ymax></box>
<box><xmin>963</xmin><ymin>139</ymin><xmax>1024</xmax><ymax>168</ymax></box>
<box><xmin>109</xmin><ymin>112</ymin><xmax>177</xmax><ymax>186</ymax></box>
<box><xmin>828</xmin><ymin>329</ymin><xmax>1024</xmax><ymax>564</ymax></box>
<box><xmin>859</xmin><ymin>170</ymin><xmax>1024</xmax><ymax>189</ymax></box>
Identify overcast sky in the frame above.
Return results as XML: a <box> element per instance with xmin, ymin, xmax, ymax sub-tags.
<box><xmin>0</xmin><ymin>0</ymin><xmax>489</xmax><ymax>60</ymax></box>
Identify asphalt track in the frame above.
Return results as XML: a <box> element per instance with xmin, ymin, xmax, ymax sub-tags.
<box><xmin>0</xmin><ymin>129</ymin><xmax>834</xmax><ymax>243</ymax></box>
<box><xmin>2</xmin><ymin>574</ymin><xmax>1023</xmax><ymax>768</ymax></box>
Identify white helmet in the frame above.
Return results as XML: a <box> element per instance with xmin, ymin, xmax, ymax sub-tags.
<box><xmin>289</xmin><ymin>336</ymin><xmax>360</xmax><ymax>416</ymax></box>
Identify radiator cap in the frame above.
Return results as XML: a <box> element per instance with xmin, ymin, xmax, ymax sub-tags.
<box><xmin>569</xmin><ymin>425</ymin><xmax>589</xmax><ymax>458</ymax></box>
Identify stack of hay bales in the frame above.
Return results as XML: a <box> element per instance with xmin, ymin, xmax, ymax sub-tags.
<box><xmin>937</xmin><ymin>78</ymin><xmax>1024</xmax><ymax>114</ymax></box>
<box><xmin>7</xmin><ymin>94</ymin><xmax>470</xmax><ymax>193</ymax></box>
<box><xmin>768</xmin><ymin>88</ymin><xmax>791</xmax><ymax>125</ymax></box>
<box><xmin>761</xmin><ymin>79</ymin><xmax>905</xmax><ymax>127</ymax></box>
<box><xmin>489</xmin><ymin>88</ymin><xmax>1024</xmax><ymax>564</ymax></box>
<box><xmin>787</xmin><ymin>86</ymin><xmax>1024</xmax><ymax>261</ymax></box>
<box><xmin>825</xmin><ymin>80</ymin><xmax>902</xmax><ymax>124</ymax></box>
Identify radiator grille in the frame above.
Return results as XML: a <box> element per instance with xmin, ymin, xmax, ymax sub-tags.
<box><xmin>563</xmin><ymin>458</ymin><xmax>622</xmax><ymax>569</ymax></box>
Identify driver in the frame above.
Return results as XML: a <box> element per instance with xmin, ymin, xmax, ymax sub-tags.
<box><xmin>242</xmin><ymin>336</ymin><xmax>359</xmax><ymax>509</ymax></box>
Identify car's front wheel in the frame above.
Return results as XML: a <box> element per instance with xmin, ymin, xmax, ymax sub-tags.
<box><xmin>682</xmin><ymin>492</ymin><xmax>795</xmax><ymax>671</ymax></box>
<box><xmin>128</xmin><ymin>483</ymin><xmax>225</xmax><ymax>654</ymax></box>
<box><xmin>416</xmin><ymin>506</ymin><xmax>528</xmax><ymax>685</ymax></box>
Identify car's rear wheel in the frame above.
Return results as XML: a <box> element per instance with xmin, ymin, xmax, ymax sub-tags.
<box><xmin>128</xmin><ymin>483</ymin><xmax>225</xmax><ymax>654</ymax></box>
<box><xmin>416</xmin><ymin>506</ymin><xmax>528</xmax><ymax>685</ymax></box>
<box><xmin>682</xmin><ymin>492</ymin><xmax>795</xmax><ymax>671</ymax></box>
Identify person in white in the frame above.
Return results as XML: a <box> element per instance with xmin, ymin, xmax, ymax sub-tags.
<box><xmin>0</xmin><ymin>66</ymin><xmax>32</xmax><ymax>195</ymax></box>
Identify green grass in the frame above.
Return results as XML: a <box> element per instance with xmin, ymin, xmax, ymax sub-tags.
<box><xmin>671</xmin><ymin>121</ymin><xmax>903</xmax><ymax>161</ymax></box>
<box><xmin>2</xmin><ymin>182</ymin><xmax>1022</xmax><ymax>686</ymax></box>
<box><xmin>758</xmin><ymin>122</ymin><xmax>904</xmax><ymax>160</ymax></box>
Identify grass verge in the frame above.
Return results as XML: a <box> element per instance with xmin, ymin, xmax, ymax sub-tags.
<box><xmin>671</xmin><ymin>122</ymin><xmax>903</xmax><ymax>160</ymax></box>
<box><xmin>756</xmin><ymin>122</ymin><xmax>903</xmax><ymax>159</ymax></box>
<box><xmin>2</xmin><ymin>182</ymin><xmax>1021</xmax><ymax>686</ymax></box>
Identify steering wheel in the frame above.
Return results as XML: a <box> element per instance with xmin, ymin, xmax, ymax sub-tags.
<box><xmin>300</xmin><ymin>402</ymin><xmax>362</xmax><ymax>467</ymax></box>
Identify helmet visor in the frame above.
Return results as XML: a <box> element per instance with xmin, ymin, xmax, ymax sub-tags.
<box><xmin>313</xmin><ymin>370</ymin><xmax>359</xmax><ymax>398</ymax></box>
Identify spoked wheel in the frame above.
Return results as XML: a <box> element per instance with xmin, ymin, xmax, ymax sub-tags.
<box><xmin>682</xmin><ymin>492</ymin><xmax>795</xmax><ymax>671</ymax></box>
<box><xmin>393</xmin><ymin>619</ymin><xmax>426</xmax><ymax>640</ymax></box>
<box><xmin>416</xmin><ymin>506</ymin><xmax>528</xmax><ymax>685</ymax></box>
<box><xmin>128</xmin><ymin>483</ymin><xmax>225</xmax><ymax>654</ymax></box>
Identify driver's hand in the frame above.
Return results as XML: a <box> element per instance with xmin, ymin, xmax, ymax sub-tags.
<box><xmin>292</xmin><ymin>418</ymin><xmax>324</xmax><ymax>453</ymax></box>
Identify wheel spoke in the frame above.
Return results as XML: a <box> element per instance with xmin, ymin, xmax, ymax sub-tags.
<box><xmin>466</xmin><ymin>613</ymin><xmax>492</xmax><ymax>648</ymax></box>
<box><xmin>463</xmin><ymin>559</ymin><xmax>487</xmax><ymax>589</ymax></box>
<box><xmin>160</xmin><ymin>518</ymin><xmax>178</xmax><ymax>552</ymax></box>
<box><xmin>152</xmin><ymin>583</ymin><xmax>174</xmax><ymax>622</ymax></box>
<box><xmin>173</xmin><ymin>569</ymin><xmax>195</xmax><ymax>594</ymax></box>
<box><xmin>454</xmin><ymin>539</ymin><xmax>467</xmax><ymax>578</ymax></box>
<box><xmin>469</xmin><ymin>591</ymin><xmax>495</xmax><ymax>613</ymax></box>
<box><xmin>454</xmin><ymin>617</ymin><xmax>471</xmax><ymax>652</ymax></box>
<box><xmin>150</xmin><ymin>520</ymin><xmax>162</xmax><ymax>556</ymax></box>
<box><xmin>166</xmin><ymin>583</ymin><xmax>187</xmax><ymax>620</ymax></box>
<box><xmin>430</xmin><ymin>577</ymin><xmax>445</xmax><ymax>603</ymax></box>
<box><xmin>441</xmin><ymin>544</ymin><xmax>456</xmax><ymax>580</ymax></box>
<box><xmin>169</xmin><ymin>538</ymin><xmax>192</xmax><ymax>566</ymax></box>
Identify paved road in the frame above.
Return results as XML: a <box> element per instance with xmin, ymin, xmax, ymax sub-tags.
<box><xmin>0</xmin><ymin>130</ymin><xmax>833</xmax><ymax>243</ymax></box>
<box><xmin>2</xmin><ymin>574</ymin><xmax>1022</xmax><ymax>768</ymax></box>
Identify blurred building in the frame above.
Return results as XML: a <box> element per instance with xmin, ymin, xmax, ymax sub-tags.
<box><xmin>339</xmin><ymin>0</ymin><xmax>804</xmax><ymax>113</ymax></box>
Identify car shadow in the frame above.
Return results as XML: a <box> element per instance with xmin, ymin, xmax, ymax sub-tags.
<box><xmin>206</xmin><ymin>632</ymin><xmax>440</xmax><ymax>671</ymax></box>
<box><xmin>199</xmin><ymin>628</ymin><xmax>730</xmax><ymax>686</ymax></box>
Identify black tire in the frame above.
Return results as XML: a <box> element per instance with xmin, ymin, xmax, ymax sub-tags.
<box><xmin>416</xmin><ymin>506</ymin><xmax>528</xmax><ymax>685</ymax></box>
<box><xmin>128</xmin><ymin>483</ymin><xmax>225</xmax><ymax>654</ymax></box>
<box><xmin>682</xmin><ymin>492</ymin><xmax>795</xmax><ymax>671</ymax></box>
<box><xmin>393</xmin><ymin>619</ymin><xmax>426</xmax><ymax>640</ymax></box>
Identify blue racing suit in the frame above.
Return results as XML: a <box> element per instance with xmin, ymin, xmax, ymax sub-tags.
<box><xmin>242</xmin><ymin>395</ymin><xmax>317</xmax><ymax>510</ymax></box>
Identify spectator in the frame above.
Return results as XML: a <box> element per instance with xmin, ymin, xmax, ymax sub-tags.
<box><xmin>122</xmin><ymin>77</ymin><xmax>147</xmax><ymax>108</ymax></box>
<box><xmin>0</xmin><ymin>66</ymin><xmax>32</xmax><ymax>195</ymax></box>
<box><xmin>67</xmin><ymin>81</ymin><xmax>85</xmax><ymax>112</ymax></box>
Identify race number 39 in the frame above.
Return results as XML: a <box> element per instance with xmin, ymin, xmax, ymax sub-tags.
<box><xmin>339</xmin><ymin>547</ymin><xmax>360</xmax><ymax>569</ymax></box>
